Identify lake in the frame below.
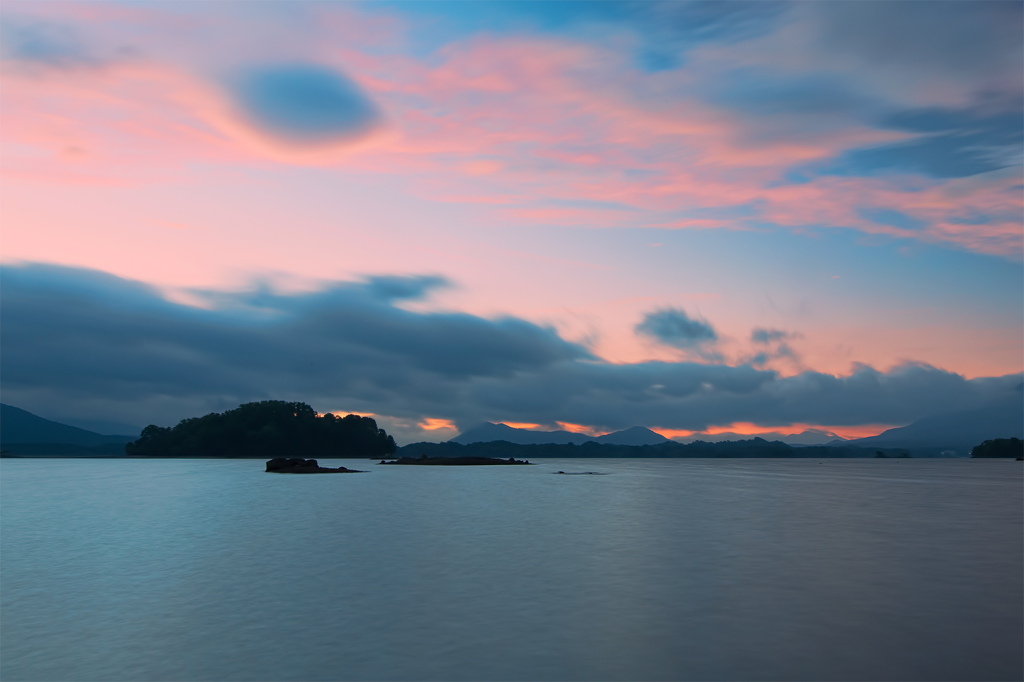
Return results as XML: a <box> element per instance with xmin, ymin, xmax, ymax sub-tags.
<box><xmin>2</xmin><ymin>458</ymin><xmax>1021</xmax><ymax>681</ymax></box>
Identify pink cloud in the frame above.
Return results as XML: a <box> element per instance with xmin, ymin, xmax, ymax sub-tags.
<box><xmin>1</xmin><ymin>2</ymin><xmax>1020</xmax><ymax>262</ymax></box>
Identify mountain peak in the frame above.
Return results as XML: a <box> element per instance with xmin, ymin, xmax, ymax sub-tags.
<box><xmin>595</xmin><ymin>426</ymin><xmax>669</xmax><ymax>446</ymax></box>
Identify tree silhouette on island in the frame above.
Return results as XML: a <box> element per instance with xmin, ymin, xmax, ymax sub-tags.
<box><xmin>970</xmin><ymin>438</ymin><xmax>1024</xmax><ymax>459</ymax></box>
<box><xmin>125</xmin><ymin>401</ymin><xmax>397</xmax><ymax>458</ymax></box>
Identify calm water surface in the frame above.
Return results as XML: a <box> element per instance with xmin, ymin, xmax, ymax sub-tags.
<box><xmin>2</xmin><ymin>458</ymin><xmax>1021</xmax><ymax>681</ymax></box>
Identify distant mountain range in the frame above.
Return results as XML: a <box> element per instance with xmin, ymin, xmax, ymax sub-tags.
<box><xmin>675</xmin><ymin>428</ymin><xmax>845</xmax><ymax>446</ymax></box>
<box><xmin>840</xmin><ymin>397</ymin><xmax>1024</xmax><ymax>456</ymax></box>
<box><xmin>450</xmin><ymin>394</ymin><xmax>1023</xmax><ymax>455</ymax></box>
<box><xmin>0</xmin><ymin>404</ymin><xmax>137</xmax><ymax>456</ymax></box>
<box><xmin>453</xmin><ymin>422</ymin><xmax>843</xmax><ymax>447</ymax></box>
<box><xmin>451</xmin><ymin>423</ymin><xmax>669</xmax><ymax>446</ymax></box>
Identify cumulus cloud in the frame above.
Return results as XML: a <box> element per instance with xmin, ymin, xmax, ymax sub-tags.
<box><xmin>227</xmin><ymin>63</ymin><xmax>383</xmax><ymax>145</ymax></box>
<box><xmin>2</xmin><ymin>264</ymin><xmax>1020</xmax><ymax>442</ymax></box>
<box><xmin>635</xmin><ymin>307</ymin><xmax>717</xmax><ymax>349</ymax></box>
<box><xmin>364</xmin><ymin>275</ymin><xmax>450</xmax><ymax>301</ymax></box>
<box><xmin>747</xmin><ymin>327</ymin><xmax>800</xmax><ymax>368</ymax></box>
<box><xmin>750</xmin><ymin>328</ymin><xmax>792</xmax><ymax>344</ymax></box>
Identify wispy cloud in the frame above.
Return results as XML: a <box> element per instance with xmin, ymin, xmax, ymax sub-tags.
<box><xmin>1</xmin><ymin>1</ymin><xmax>1019</xmax><ymax>255</ymax></box>
<box><xmin>0</xmin><ymin>16</ymin><xmax>115</xmax><ymax>69</ymax></box>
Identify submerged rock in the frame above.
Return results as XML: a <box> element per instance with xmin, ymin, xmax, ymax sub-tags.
<box><xmin>265</xmin><ymin>458</ymin><xmax>363</xmax><ymax>473</ymax></box>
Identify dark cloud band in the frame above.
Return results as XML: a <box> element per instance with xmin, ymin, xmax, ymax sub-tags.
<box><xmin>2</xmin><ymin>264</ymin><xmax>1020</xmax><ymax>437</ymax></box>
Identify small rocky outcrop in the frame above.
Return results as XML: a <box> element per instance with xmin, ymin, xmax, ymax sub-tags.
<box><xmin>266</xmin><ymin>458</ymin><xmax>363</xmax><ymax>473</ymax></box>
<box><xmin>379</xmin><ymin>455</ymin><xmax>530</xmax><ymax>465</ymax></box>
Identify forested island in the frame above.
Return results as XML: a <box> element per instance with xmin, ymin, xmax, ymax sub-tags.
<box><xmin>125</xmin><ymin>401</ymin><xmax>397</xmax><ymax>458</ymax></box>
<box><xmin>971</xmin><ymin>438</ymin><xmax>1024</xmax><ymax>458</ymax></box>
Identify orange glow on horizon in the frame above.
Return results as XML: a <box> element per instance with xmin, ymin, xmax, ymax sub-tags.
<box><xmin>418</xmin><ymin>418</ymin><xmax>457</xmax><ymax>431</ymax></box>
<box><xmin>653</xmin><ymin>423</ymin><xmax>899</xmax><ymax>440</ymax></box>
<box><xmin>490</xmin><ymin>422</ymin><xmax>899</xmax><ymax>440</ymax></box>
<box><xmin>555</xmin><ymin>421</ymin><xmax>607</xmax><ymax>436</ymax></box>
<box><xmin>705</xmin><ymin>422</ymin><xmax>781</xmax><ymax>436</ymax></box>
<box><xmin>500</xmin><ymin>422</ymin><xmax>541</xmax><ymax>430</ymax></box>
<box><xmin>816</xmin><ymin>424</ymin><xmax>900</xmax><ymax>440</ymax></box>
<box><xmin>649</xmin><ymin>428</ymin><xmax>697</xmax><ymax>439</ymax></box>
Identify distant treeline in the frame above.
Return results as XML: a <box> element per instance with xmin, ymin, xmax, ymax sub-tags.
<box><xmin>126</xmin><ymin>401</ymin><xmax>397</xmax><ymax>458</ymax></box>
<box><xmin>396</xmin><ymin>438</ymin><xmax>912</xmax><ymax>459</ymax></box>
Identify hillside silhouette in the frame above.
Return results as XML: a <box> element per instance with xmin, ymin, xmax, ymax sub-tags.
<box><xmin>1</xmin><ymin>403</ymin><xmax>134</xmax><ymax>456</ymax></box>
<box><xmin>842</xmin><ymin>394</ymin><xmax>1023</xmax><ymax>456</ymax></box>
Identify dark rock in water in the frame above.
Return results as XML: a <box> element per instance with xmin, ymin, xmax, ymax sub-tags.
<box><xmin>266</xmin><ymin>458</ymin><xmax>363</xmax><ymax>473</ymax></box>
<box><xmin>380</xmin><ymin>456</ymin><xmax>530</xmax><ymax>466</ymax></box>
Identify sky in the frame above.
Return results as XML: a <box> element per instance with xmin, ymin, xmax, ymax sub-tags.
<box><xmin>1</xmin><ymin>0</ymin><xmax>1022</xmax><ymax>444</ymax></box>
